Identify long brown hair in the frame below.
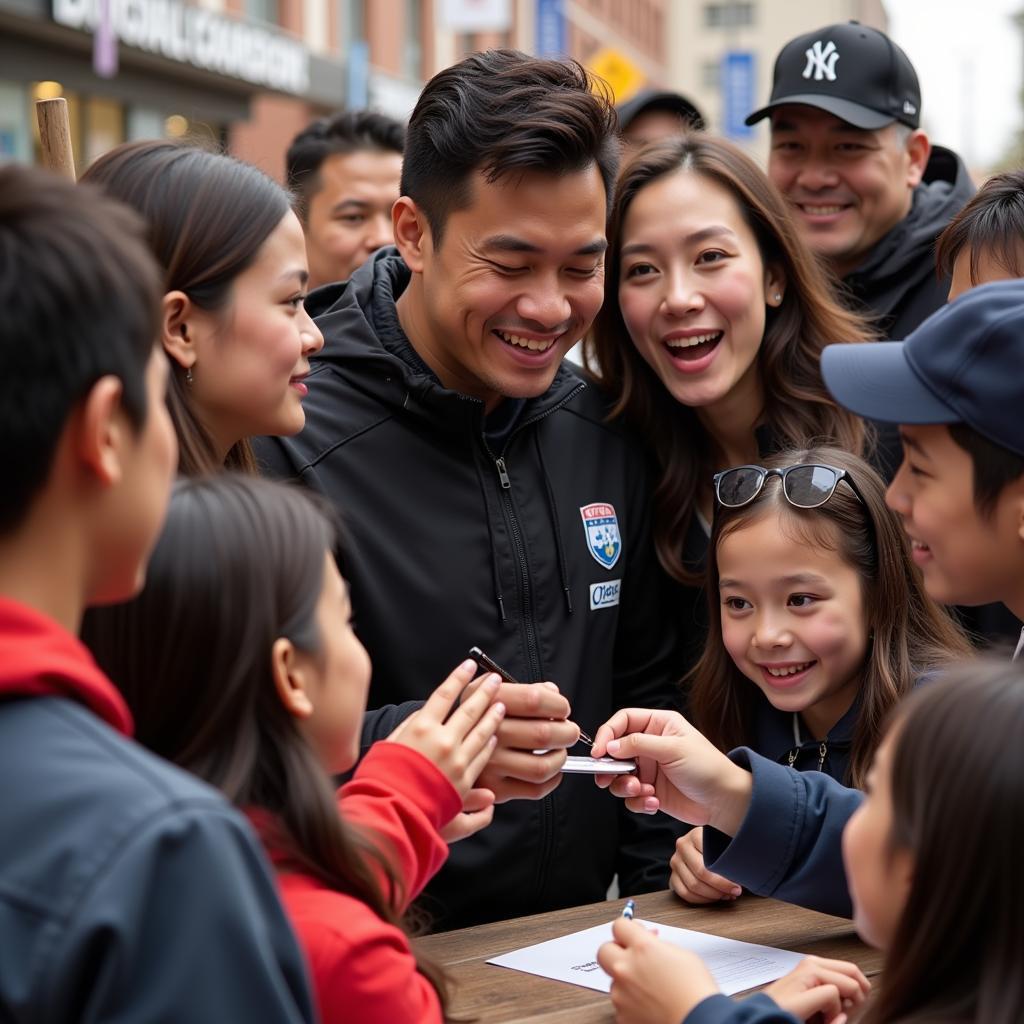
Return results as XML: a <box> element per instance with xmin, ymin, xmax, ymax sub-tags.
<box><xmin>80</xmin><ymin>475</ymin><xmax>452</xmax><ymax>1016</ymax></box>
<box><xmin>82</xmin><ymin>141</ymin><xmax>291</xmax><ymax>476</ymax></box>
<box><xmin>587</xmin><ymin>134</ymin><xmax>872</xmax><ymax>584</ymax></box>
<box><xmin>865</xmin><ymin>660</ymin><xmax>1024</xmax><ymax>1023</ymax></box>
<box><xmin>688</xmin><ymin>447</ymin><xmax>971</xmax><ymax>788</ymax></box>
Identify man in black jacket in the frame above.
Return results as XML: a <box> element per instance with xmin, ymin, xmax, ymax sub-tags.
<box><xmin>256</xmin><ymin>50</ymin><xmax>684</xmax><ymax>930</ymax></box>
<box><xmin>747</xmin><ymin>21</ymin><xmax>974</xmax><ymax>338</ymax></box>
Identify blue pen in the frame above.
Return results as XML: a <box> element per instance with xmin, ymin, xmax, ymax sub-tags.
<box><xmin>621</xmin><ymin>899</ymin><xmax>636</xmax><ymax>921</ymax></box>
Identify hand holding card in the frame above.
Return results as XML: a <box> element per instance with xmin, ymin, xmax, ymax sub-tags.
<box><xmin>561</xmin><ymin>755</ymin><xmax>637</xmax><ymax>774</ymax></box>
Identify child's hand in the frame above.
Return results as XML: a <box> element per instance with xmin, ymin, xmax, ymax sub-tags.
<box><xmin>763</xmin><ymin>956</ymin><xmax>871</xmax><ymax>1024</ymax></box>
<box><xmin>669</xmin><ymin>828</ymin><xmax>742</xmax><ymax>904</ymax></box>
<box><xmin>591</xmin><ymin>709</ymin><xmax>753</xmax><ymax>835</ymax></box>
<box><xmin>597</xmin><ymin>918</ymin><xmax>718</xmax><ymax>1024</ymax></box>
<box><xmin>387</xmin><ymin>660</ymin><xmax>505</xmax><ymax>800</ymax></box>
<box><xmin>439</xmin><ymin>787</ymin><xmax>496</xmax><ymax>843</ymax></box>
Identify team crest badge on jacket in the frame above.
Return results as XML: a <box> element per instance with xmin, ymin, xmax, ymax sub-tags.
<box><xmin>580</xmin><ymin>503</ymin><xmax>621</xmax><ymax>570</ymax></box>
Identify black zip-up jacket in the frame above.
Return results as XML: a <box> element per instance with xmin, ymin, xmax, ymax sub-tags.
<box><xmin>255</xmin><ymin>249</ymin><xmax>685</xmax><ymax>930</ymax></box>
<box><xmin>841</xmin><ymin>144</ymin><xmax>974</xmax><ymax>339</ymax></box>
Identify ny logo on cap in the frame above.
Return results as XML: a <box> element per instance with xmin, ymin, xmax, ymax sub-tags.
<box><xmin>802</xmin><ymin>40</ymin><xmax>839</xmax><ymax>82</ymax></box>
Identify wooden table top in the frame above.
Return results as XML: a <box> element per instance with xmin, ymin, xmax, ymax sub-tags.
<box><xmin>418</xmin><ymin>889</ymin><xmax>882</xmax><ymax>1023</ymax></box>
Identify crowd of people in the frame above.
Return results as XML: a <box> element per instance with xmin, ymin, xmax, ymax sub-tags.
<box><xmin>2</xmin><ymin>18</ymin><xmax>1023</xmax><ymax>1024</ymax></box>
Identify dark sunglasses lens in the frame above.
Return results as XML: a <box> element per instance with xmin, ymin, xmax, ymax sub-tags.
<box><xmin>785</xmin><ymin>466</ymin><xmax>841</xmax><ymax>507</ymax></box>
<box><xmin>717</xmin><ymin>467</ymin><xmax>765</xmax><ymax>507</ymax></box>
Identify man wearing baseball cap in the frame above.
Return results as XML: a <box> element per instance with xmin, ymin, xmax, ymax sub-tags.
<box><xmin>748</xmin><ymin>21</ymin><xmax>974</xmax><ymax>338</ymax></box>
<box><xmin>822</xmin><ymin>279</ymin><xmax>1024</xmax><ymax>639</ymax></box>
<box><xmin>616</xmin><ymin>89</ymin><xmax>704</xmax><ymax>150</ymax></box>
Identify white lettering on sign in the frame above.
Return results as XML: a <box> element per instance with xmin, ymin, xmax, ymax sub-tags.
<box><xmin>52</xmin><ymin>0</ymin><xmax>311</xmax><ymax>94</ymax></box>
<box><xmin>589</xmin><ymin>579</ymin><xmax>621</xmax><ymax>611</ymax></box>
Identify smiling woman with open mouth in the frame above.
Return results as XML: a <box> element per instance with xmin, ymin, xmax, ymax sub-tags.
<box><xmin>586</xmin><ymin>133</ymin><xmax>883</xmax><ymax>679</ymax></box>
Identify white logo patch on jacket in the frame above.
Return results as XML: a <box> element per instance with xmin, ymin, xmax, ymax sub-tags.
<box><xmin>589</xmin><ymin>579</ymin><xmax>621</xmax><ymax>610</ymax></box>
<box><xmin>580</xmin><ymin>503</ymin><xmax>621</xmax><ymax>570</ymax></box>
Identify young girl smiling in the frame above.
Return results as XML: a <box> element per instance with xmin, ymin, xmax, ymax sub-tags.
<box><xmin>672</xmin><ymin>447</ymin><xmax>969</xmax><ymax>905</ymax></box>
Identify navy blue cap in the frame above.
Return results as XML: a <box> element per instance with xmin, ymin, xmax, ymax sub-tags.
<box><xmin>821</xmin><ymin>279</ymin><xmax>1024</xmax><ymax>458</ymax></box>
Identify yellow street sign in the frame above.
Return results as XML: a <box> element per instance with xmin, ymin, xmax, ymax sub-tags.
<box><xmin>588</xmin><ymin>47</ymin><xmax>646</xmax><ymax>104</ymax></box>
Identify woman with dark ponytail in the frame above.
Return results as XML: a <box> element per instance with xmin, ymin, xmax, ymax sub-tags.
<box><xmin>81</xmin><ymin>475</ymin><xmax>505</xmax><ymax>1022</ymax></box>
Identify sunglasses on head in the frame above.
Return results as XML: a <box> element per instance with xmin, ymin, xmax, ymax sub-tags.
<box><xmin>713</xmin><ymin>463</ymin><xmax>869</xmax><ymax>512</ymax></box>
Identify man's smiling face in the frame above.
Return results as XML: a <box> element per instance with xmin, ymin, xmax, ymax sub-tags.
<box><xmin>768</xmin><ymin>105</ymin><xmax>926</xmax><ymax>277</ymax></box>
<box><xmin>396</xmin><ymin>165</ymin><xmax>608</xmax><ymax>410</ymax></box>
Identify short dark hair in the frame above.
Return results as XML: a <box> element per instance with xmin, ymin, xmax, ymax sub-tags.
<box><xmin>82</xmin><ymin>140</ymin><xmax>291</xmax><ymax>475</ymax></box>
<box><xmin>286</xmin><ymin>110</ymin><xmax>405</xmax><ymax>219</ymax></box>
<box><xmin>0</xmin><ymin>165</ymin><xmax>162</xmax><ymax>535</ymax></box>
<box><xmin>947</xmin><ymin>422</ymin><xmax>1024</xmax><ymax>517</ymax></box>
<box><xmin>401</xmin><ymin>49</ymin><xmax>620</xmax><ymax>244</ymax></box>
<box><xmin>936</xmin><ymin>170</ymin><xmax>1024</xmax><ymax>282</ymax></box>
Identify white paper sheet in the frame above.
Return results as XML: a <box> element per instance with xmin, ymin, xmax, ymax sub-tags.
<box><xmin>488</xmin><ymin>919</ymin><xmax>805</xmax><ymax>996</ymax></box>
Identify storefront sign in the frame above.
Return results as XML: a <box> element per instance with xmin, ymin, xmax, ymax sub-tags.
<box><xmin>52</xmin><ymin>0</ymin><xmax>311</xmax><ymax>95</ymax></box>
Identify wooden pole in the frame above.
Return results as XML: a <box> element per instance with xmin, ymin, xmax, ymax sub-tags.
<box><xmin>35</xmin><ymin>98</ymin><xmax>76</xmax><ymax>182</ymax></box>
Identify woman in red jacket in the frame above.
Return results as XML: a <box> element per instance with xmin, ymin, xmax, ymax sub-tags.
<box><xmin>82</xmin><ymin>474</ymin><xmax>506</xmax><ymax>1022</ymax></box>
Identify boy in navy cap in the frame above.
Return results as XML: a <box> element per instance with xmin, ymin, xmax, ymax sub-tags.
<box><xmin>823</xmin><ymin>279</ymin><xmax>1024</xmax><ymax>643</ymax></box>
<box><xmin>748</xmin><ymin>21</ymin><xmax>974</xmax><ymax>337</ymax></box>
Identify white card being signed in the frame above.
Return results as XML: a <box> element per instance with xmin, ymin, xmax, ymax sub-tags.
<box><xmin>488</xmin><ymin>919</ymin><xmax>804</xmax><ymax>996</ymax></box>
<box><xmin>560</xmin><ymin>755</ymin><xmax>637</xmax><ymax>774</ymax></box>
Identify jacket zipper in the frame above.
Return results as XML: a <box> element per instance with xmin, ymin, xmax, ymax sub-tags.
<box><xmin>487</xmin><ymin>451</ymin><xmax>542</xmax><ymax>682</ymax></box>
<box><xmin>479</xmin><ymin>380</ymin><xmax>586</xmax><ymax>908</ymax></box>
<box><xmin>482</xmin><ymin>380</ymin><xmax>584</xmax><ymax>681</ymax></box>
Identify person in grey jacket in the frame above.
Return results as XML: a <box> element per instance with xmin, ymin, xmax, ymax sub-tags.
<box><xmin>0</xmin><ymin>166</ymin><xmax>314</xmax><ymax>1023</ymax></box>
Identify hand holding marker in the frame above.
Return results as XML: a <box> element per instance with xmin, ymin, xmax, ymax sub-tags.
<box><xmin>468</xmin><ymin>648</ymin><xmax>637</xmax><ymax>774</ymax></box>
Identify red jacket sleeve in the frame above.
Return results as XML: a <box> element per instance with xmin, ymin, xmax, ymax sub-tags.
<box><xmin>338</xmin><ymin>741</ymin><xmax>461</xmax><ymax>912</ymax></box>
<box><xmin>280</xmin><ymin>877</ymin><xmax>444</xmax><ymax>1024</ymax></box>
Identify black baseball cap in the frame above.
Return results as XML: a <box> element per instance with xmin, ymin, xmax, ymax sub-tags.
<box><xmin>746</xmin><ymin>21</ymin><xmax>920</xmax><ymax>131</ymax></box>
<box><xmin>821</xmin><ymin>280</ymin><xmax>1024</xmax><ymax>458</ymax></box>
<box><xmin>617</xmin><ymin>90</ymin><xmax>705</xmax><ymax>134</ymax></box>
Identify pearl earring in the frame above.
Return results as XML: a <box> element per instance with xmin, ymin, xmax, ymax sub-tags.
<box><xmin>185</xmin><ymin>366</ymin><xmax>194</xmax><ymax>386</ymax></box>
<box><xmin>773</xmin><ymin>293</ymin><xmax>782</xmax><ymax>303</ymax></box>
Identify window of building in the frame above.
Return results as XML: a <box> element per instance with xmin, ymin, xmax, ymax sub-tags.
<box><xmin>703</xmin><ymin>2</ymin><xmax>755</xmax><ymax>28</ymax></box>
<box><xmin>342</xmin><ymin>0</ymin><xmax>365</xmax><ymax>45</ymax></box>
<box><xmin>84</xmin><ymin>96</ymin><xmax>124</xmax><ymax>166</ymax></box>
<box><xmin>702</xmin><ymin>59</ymin><xmax>720</xmax><ymax>88</ymax></box>
<box><xmin>245</xmin><ymin>0</ymin><xmax>278</xmax><ymax>25</ymax></box>
<box><xmin>403</xmin><ymin>0</ymin><xmax>423</xmax><ymax>80</ymax></box>
<box><xmin>0</xmin><ymin>81</ymin><xmax>31</xmax><ymax>163</ymax></box>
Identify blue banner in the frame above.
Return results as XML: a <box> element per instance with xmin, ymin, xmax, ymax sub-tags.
<box><xmin>347</xmin><ymin>40</ymin><xmax>369</xmax><ymax>110</ymax></box>
<box><xmin>536</xmin><ymin>0</ymin><xmax>565</xmax><ymax>57</ymax></box>
<box><xmin>722</xmin><ymin>51</ymin><xmax>755</xmax><ymax>140</ymax></box>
